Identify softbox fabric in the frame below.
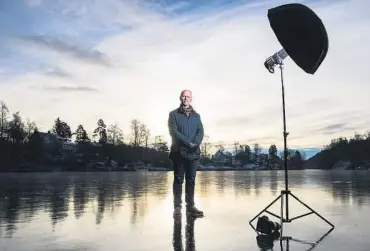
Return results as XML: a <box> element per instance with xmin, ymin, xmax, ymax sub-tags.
<box><xmin>267</xmin><ymin>3</ymin><xmax>329</xmax><ymax>74</ymax></box>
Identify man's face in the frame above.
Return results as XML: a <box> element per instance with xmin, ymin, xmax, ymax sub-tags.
<box><xmin>180</xmin><ymin>90</ymin><xmax>192</xmax><ymax>106</ymax></box>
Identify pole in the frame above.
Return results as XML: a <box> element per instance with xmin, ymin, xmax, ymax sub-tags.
<box><xmin>279</xmin><ymin>64</ymin><xmax>289</xmax><ymax>221</ymax></box>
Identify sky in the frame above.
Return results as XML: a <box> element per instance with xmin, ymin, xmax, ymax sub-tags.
<box><xmin>0</xmin><ymin>0</ymin><xmax>369</xmax><ymax>157</ymax></box>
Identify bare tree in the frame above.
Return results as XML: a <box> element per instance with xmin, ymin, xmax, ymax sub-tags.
<box><xmin>253</xmin><ymin>143</ymin><xmax>261</xmax><ymax>163</ymax></box>
<box><xmin>8</xmin><ymin>111</ymin><xmax>25</xmax><ymax>144</ymax></box>
<box><xmin>366</xmin><ymin>130</ymin><xmax>370</xmax><ymax>140</ymax></box>
<box><xmin>107</xmin><ymin>123</ymin><xmax>124</xmax><ymax>146</ymax></box>
<box><xmin>0</xmin><ymin>101</ymin><xmax>9</xmax><ymax>139</ymax></box>
<box><xmin>215</xmin><ymin>141</ymin><xmax>225</xmax><ymax>152</ymax></box>
<box><xmin>130</xmin><ymin>119</ymin><xmax>141</xmax><ymax>147</ymax></box>
<box><xmin>129</xmin><ymin>119</ymin><xmax>151</xmax><ymax>147</ymax></box>
<box><xmin>200</xmin><ymin>135</ymin><xmax>212</xmax><ymax>158</ymax></box>
<box><xmin>24</xmin><ymin>119</ymin><xmax>38</xmax><ymax>143</ymax></box>
<box><xmin>140</xmin><ymin>124</ymin><xmax>150</xmax><ymax>148</ymax></box>
<box><xmin>233</xmin><ymin>141</ymin><xmax>240</xmax><ymax>154</ymax></box>
<box><xmin>154</xmin><ymin>135</ymin><xmax>169</xmax><ymax>152</ymax></box>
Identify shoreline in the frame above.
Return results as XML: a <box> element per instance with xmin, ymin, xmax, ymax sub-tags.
<box><xmin>1</xmin><ymin>168</ymin><xmax>364</xmax><ymax>173</ymax></box>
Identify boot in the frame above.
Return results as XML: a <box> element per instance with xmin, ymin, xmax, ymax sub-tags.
<box><xmin>186</xmin><ymin>206</ymin><xmax>204</xmax><ymax>217</ymax></box>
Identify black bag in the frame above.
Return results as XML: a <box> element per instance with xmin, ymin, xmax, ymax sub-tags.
<box><xmin>179</xmin><ymin>146</ymin><xmax>198</xmax><ymax>161</ymax></box>
<box><xmin>256</xmin><ymin>215</ymin><xmax>281</xmax><ymax>235</ymax></box>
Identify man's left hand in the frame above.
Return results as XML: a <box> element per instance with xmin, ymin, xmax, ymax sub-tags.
<box><xmin>189</xmin><ymin>143</ymin><xmax>196</xmax><ymax>148</ymax></box>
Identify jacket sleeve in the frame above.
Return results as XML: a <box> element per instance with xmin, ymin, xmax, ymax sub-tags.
<box><xmin>193</xmin><ymin>115</ymin><xmax>204</xmax><ymax>146</ymax></box>
<box><xmin>168</xmin><ymin>112</ymin><xmax>190</xmax><ymax>147</ymax></box>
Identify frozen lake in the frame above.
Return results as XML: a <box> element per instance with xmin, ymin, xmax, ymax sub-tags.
<box><xmin>0</xmin><ymin>170</ymin><xmax>369</xmax><ymax>251</ymax></box>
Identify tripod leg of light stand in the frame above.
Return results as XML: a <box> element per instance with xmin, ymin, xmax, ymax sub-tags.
<box><xmin>286</xmin><ymin>192</ymin><xmax>335</xmax><ymax>228</ymax></box>
<box><xmin>249</xmin><ymin>194</ymin><xmax>282</xmax><ymax>231</ymax></box>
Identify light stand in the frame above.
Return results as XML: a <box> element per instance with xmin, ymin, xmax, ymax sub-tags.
<box><xmin>249</xmin><ymin>2</ymin><xmax>334</xmax><ymax>239</ymax></box>
<box><xmin>249</xmin><ymin>49</ymin><xmax>334</xmax><ymax>237</ymax></box>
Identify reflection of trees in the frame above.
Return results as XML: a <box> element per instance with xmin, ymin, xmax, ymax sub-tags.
<box><xmin>331</xmin><ymin>180</ymin><xmax>351</xmax><ymax>205</ymax></box>
<box><xmin>253</xmin><ymin>172</ymin><xmax>263</xmax><ymax>196</ymax></box>
<box><xmin>95</xmin><ymin>181</ymin><xmax>108</xmax><ymax>225</ymax></box>
<box><xmin>199</xmin><ymin>171</ymin><xmax>211</xmax><ymax>197</ymax></box>
<box><xmin>130</xmin><ymin>179</ymin><xmax>139</xmax><ymax>226</ymax></box>
<box><xmin>0</xmin><ymin>172</ymin><xmax>169</xmax><ymax>237</ymax></box>
<box><xmin>49</xmin><ymin>175</ymin><xmax>70</xmax><ymax>228</ymax></box>
<box><xmin>198</xmin><ymin>170</ymin><xmax>370</xmax><ymax>208</ymax></box>
<box><xmin>328</xmin><ymin>171</ymin><xmax>370</xmax><ymax>206</ymax></box>
<box><xmin>232</xmin><ymin>171</ymin><xmax>252</xmax><ymax>196</ymax></box>
<box><xmin>73</xmin><ymin>178</ymin><xmax>88</xmax><ymax>220</ymax></box>
<box><xmin>287</xmin><ymin>170</ymin><xmax>306</xmax><ymax>189</ymax></box>
<box><xmin>215</xmin><ymin>172</ymin><xmax>226</xmax><ymax>194</ymax></box>
<box><xmin>269</xmin><ymin>171</ymin><xmax>278</xmax><ymax>196</ymax></box>
<box><xmin>0</xmin><ymin>170</ymin><xmax>369</xmax><ymax>237</ymax></box>
<box><xmin>2</xmin><ymin>181</ymin><xmax>20</xmax><ymax>236</ymax></box>
<box><xmin>351</xmin><ymin>172</ymin><xmax>370</xmax><ymax>207</ymax></box>
<box><xmin>24</xmin><ymin>188</ymin><xmax>39</xmax><ymax>222</ymax></box>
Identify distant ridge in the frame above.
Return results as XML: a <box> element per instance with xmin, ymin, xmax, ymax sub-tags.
<box><xmin>303</xmin><ymin>152</ymin><xmax>322</xmax><ymax>169</ymax></box>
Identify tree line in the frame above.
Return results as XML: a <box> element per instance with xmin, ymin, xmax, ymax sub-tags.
<box><xmin>0</xmin><ymin>100</ymin><xmax>170</xmax><ymax>171</ymax></box>
<box><xmin>2</xmin><ymin>98</ymin><xmax>367</xmax><ymax>171</ymax></box>
<box><xmin>306</xmin><ymin>130</ymin><xmax>370</xmax><ymax>169</ymax></box>
<box><xmin>199</xmin><ymin>140</ymin><xmax>305</xmax><ymax>169</ymax></box>
<box><xmin>0</xmin><ymin>99</ymin><xmax>308</xmax><ymax>171</ymax></box>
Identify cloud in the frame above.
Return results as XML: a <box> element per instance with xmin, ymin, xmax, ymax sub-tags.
<box><xmin>38</xmin><ymin>66</ymin><xmax>71</xmax><ymax>78</ymax></box>
<box><xmin>217</xmin><ymin>116</ymin><xmax>255</xmax><ymax>127</ymax></box>
<box><xmin>25</xmin><ymin>0</ymin><xmax>42</xmax><ymax>7</ymax></box>
<box><xmin>41</xmin><ymin>86</ymin><xmax>99</xmax><ymax>92</ymax></box>
<box><xmin>311</xmin><ymin>123</ymin><xmax>354</xmax><ymax>135</ymax></box>
<box><xmin>1</xmin><ymin>0</ymin><xmax>370</xmax><ymax>150</ymax></box>
<box><xmin>19</xmin><ymin>35</ymin><xmax>111</xmax><ymax>66</ymax></box>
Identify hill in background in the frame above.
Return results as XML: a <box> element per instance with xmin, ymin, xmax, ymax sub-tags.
<box><xmin>303</xmin><ymin>132</ymin><xmax>370</xmax><ymax>169</ymax></box>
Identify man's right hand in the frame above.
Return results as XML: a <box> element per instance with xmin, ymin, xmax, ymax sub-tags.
<box><xmin>189</xmin><ymin>143</ymin><xmax>196</xmax><ymax>148</ymax></box>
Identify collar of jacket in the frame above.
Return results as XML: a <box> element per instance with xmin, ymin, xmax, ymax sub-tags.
<box><xmin>178</xmin><ymin>105</ymin><xmax>196</xmax><ymax>115</ymax></box>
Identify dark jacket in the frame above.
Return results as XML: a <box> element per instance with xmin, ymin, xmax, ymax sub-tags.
<box><xmin>168</xmin><ymin>107</ymin><xmax>204</xmax><ymax>160</ymax></box>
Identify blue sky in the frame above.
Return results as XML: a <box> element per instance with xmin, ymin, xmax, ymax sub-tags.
<box><xmin>1</xmin><ymin>0</ymin><xmax>370</xmax><ymax>156</ymax></box>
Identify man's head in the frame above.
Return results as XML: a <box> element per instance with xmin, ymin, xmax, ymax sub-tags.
<box><xmin>179</xmin><ymin>89</ymin><xmax>192</xmax><ymax>107</ymax></box>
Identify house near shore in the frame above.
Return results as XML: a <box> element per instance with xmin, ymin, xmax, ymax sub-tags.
<box><xmin>39</xmin><ymin>131</ymin><xmax>77</xmax><ymax>154</ymax></box>
<box><xmin>231</xmin><ymin>155</ymin><xmax>242</xmax><ymax>166</ymax></box>
<box><xmin>212</xmin><ymin>150</ymin><xmax>232</xmax><ymax>166</ymax></box>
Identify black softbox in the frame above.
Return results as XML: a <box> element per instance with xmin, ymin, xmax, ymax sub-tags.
<box><xmin>267</xmin><ymin>3</ymin><xmax>329</xmax><ymax>74</ymax></box>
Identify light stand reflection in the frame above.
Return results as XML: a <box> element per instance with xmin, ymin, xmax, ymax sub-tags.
<box><xmin>256</xmin><ymin>227</ymin><xmax>334</xmax><ymax>251</ymax></box>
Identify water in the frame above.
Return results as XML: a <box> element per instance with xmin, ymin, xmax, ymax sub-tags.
<box><xmin>0</xmin><ymin>170</ymin><xmax>369</xmax><ymax>251</ymax></box>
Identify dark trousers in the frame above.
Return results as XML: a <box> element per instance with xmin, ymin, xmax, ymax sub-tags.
<box><xmin>172</xmin><ymin>157</ymin><xmax>198</xmax><ymax>208</ymax></box>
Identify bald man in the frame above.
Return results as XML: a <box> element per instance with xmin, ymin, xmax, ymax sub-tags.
<box><xmin>168</xmin><ymin>90</ymin><xmax>204</xmax><ymax>217</ymax></box>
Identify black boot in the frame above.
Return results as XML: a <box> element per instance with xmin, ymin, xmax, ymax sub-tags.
<box><xmin>186</xmin><ymin>206</ymin><xmax>204</xmax><ymax>217</ymax></box>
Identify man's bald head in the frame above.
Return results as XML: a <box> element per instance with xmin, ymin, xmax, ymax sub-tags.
<box><xmin>179</xmin><ymin>89</ymin><xmax>192</xmax><ymax>107</ymax></box>
<box><xmin>180</xmin><ymin>89</ymin><xmax>192</xmax><ymax>97</ymax></box>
